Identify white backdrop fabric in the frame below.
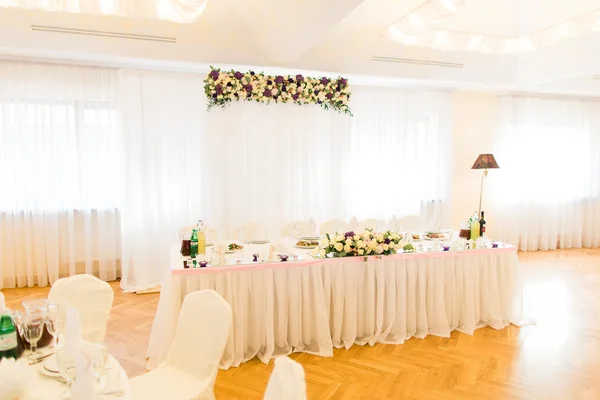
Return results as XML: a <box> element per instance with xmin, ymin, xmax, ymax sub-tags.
<box><xmin>0</xmin><ymin>61</ymin><xmax>122</xmax><ymax>288</ymax></box>
<box><xmin>147</xmin><ymin>248</ymin><xmax>526</xmax><ymax>370</ymax></box>
<box><xmin>491</xmin><ymin>96</ymin><xmax>600</xmax><ymax>251</ymax></box>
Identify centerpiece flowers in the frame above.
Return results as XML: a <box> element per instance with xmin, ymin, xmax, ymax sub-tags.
<box><xmin>317</xmin><ymin>230</ymin><xmax>403</xmax><ymax>258</ymax></box>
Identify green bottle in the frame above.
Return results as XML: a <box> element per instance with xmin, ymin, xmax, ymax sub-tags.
<box><xmin>0</xmin><ymin>310</ymin><xmax>22</xmax><ymax>360</ymax></box>
<box><xmin>190</xmin><ymin>229</ymin><xmax>199</xmax><ymax>259</ymax></box>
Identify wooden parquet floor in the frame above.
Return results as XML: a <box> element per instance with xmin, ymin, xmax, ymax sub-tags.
<box><xmin>3</xmin><ymin>249</ymin><xmax>600</xmax><ymax>399</ymax></box>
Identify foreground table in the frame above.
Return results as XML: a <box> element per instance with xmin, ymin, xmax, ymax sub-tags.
<box><xmin>147</xmin><ymin>244</ymin><xmax>526</xmax><ymax>370</ymax></box>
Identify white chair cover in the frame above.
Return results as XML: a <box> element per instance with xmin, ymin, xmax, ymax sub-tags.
<box><xmin>349</xmin><ymin>216</ymin><xmax>359</xmax><ymax>231</ymax></box>
<box><xmin>130</xmin><ymin>290</ymin><xmax>232</xmax><ymax>400</ymax></box>
<box><xmin>358</xmin><ymin>218</ymin><xmax>385</xmax><ymax>231</ymax></box>
<box><xmin>281</xmin><ymin>220</ymin><xmax>309</xmax><ymax>237</ymax></box>
<box><xmin>388</xmin><ymin>215</ymin><xmax>398</xmax><ymax>231</ymax></box>
<box><xmin>263</xmin><ymin>356</ymin><xmax>307</xmax><ymax>400</ymax></box>
<box><xmin>319</xmin><ymin>219</ymin><xmax>350</xmax><ymax>235</ymax></box>
<box><xmin>48</xmin><ymin>274</ymin><xmax>114</xmax><ymax>343</ymax></box>
<box><xmin>396</xmin><ymin>215</ymin><xmax>423</xmax><ymax>232</ymax></box>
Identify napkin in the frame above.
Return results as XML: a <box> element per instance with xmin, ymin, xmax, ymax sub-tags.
<box><xmin>306</xmin><ymin>218</ymin><xmax>316</xmax><ymax>236</ymax></box>
<box><xmin>0</xmin><ymin>358</ymin><xmax>33</xmax><ymax>400</ymax></box>
<box><xmin>0</xmin><ymin>291</ymin><xmax>4</xmax><ymax>310</ymax></box>
<box><xmin>388</xmin><ymin>215</ymin><xmax>398</xmax><ymax>231</ymax></box>
<box><xmin>65</xmin><ymin>308</ymin><xmax>94</xmax><ymax>400</ymax></box>
<box><xmin>268</xmin><ymin>245</ymin><xmax>276</xmax><ymax>262</ymax></box>
<box><xmin>350</xmin><ymin>217</ymin><xmax>359</xmax><ymax>231</ymax></box>
<box><xmin>216</xmin><ymin>245</ymin><xmax>227</xmax><ymax>266</ymax></box>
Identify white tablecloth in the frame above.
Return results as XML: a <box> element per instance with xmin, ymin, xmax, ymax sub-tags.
<box><xmin>147</xmin><ymin>244</ymin><xmax>527</xmax><ymax>370</ymax></box>
<box><xmin>20</xmin><ymin>353</ymin><xmax>130</xmax><ymax>399</ymax></box>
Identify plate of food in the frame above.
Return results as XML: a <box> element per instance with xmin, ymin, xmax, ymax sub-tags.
<box><xmin>295</xmin><ymin>240</ymin><xmax>320</xmax><ymax>249</ymax></box>
<box><xmin>403</xmin><ymin>243</ymin><xmax>415</xmax><ymax>253</ymax></box>
<box><xmin>424</xmin><ymin>232</ymin><xmax>448</xmax><ymax>240</ymax></box>
<box><xmin>411</xmin><ymin>233</ymin><xmax>422</xmax><ymax>241</ymax></box>
<box><xmin>225</xmin><ymin>243</ymin><xmax>244</xmax><ymax>253</ymax></box>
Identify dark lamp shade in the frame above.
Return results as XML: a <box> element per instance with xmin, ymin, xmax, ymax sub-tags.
<box><xmin>471</xmin><ymin>154</ymin><xmax>500</xmax><ymax>170</ymax></box>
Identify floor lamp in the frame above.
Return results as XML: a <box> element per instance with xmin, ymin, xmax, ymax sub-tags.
<box><xmin>471</xmin><ymin>154</ymin><xmax>500</xmax><ymax>217</ymax></box>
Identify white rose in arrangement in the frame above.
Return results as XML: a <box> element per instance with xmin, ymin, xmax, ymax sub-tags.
<box><xmin>391</xmin><ymin>233</ymin><xmax>399</xmax><ymax>240</ymax></box>
<box><xmin>334</xmin><ymin>242</ymin><xmax>344</xmax><ymax>252</ymax></box>
<box><xmin>318</xmin><ymin>92</ymin><xmax>326</xmax><ymax>102</ymax></box>
<box><xmin>217</xmin><ymin>95</ymin><xmax>223</xmax><ymax>100</ymax></box>
<box><xmin>376</xmin><ymin>234</ymin><xmax>384</xmax><ymax>242</ymax></box>
<box><xmin>319</xmin><ymin>249</ymin><xmax>327</xmax><ymax>258</ymax></box>
<box><xmin>344</xmin><ymin>244</ymin><xmax>352</xmax><ymax>253</ymax></box>
<box><xmin>319</xmin><ymin>84</ymin><xmax>325</xmax><ymax>90</ymax></box>
<box><xmin>357</xmin><ymin>240</ymin><xmax>365</xmax><ymax>249</ymax></box>
<box><xmin>376</xmin><ymin>246</ymin><xmax>384</xmax><ymax>254</ymax></box>
<box><xmin>383</xmin><ymin>244</ymin><xmax>389</xmax><ymax>251</ymax></box>
<box><xmin>320</xmin><ymin>238</ymin><xmax>329</xmax><ymax>247</ymax></box>
<box><xmin>272</xmin><ymin>88</ymin><xmax>278</xmax><ymax>95</ymax></box>
<box><xmin>336</xmin><ymin>234</ymin><xmax>344</xmax><ymax>242</ymax></box>
<box><xmin>358</xmin><ymin>249</ymin><xmax>365</xmax><ymax>255</ymax></box>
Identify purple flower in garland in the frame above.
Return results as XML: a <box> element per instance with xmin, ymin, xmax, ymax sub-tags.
<box><xmin>215</xmin><ymin>84</ymin><xmax>223</xmax><ymax>95</ymax></box>
<box><xmin>227</xmin><ymin>82</ymin><xmax>233</xmax><ymax>87</ymax></box>
<box><xmin>384</xmin><ymin>238</ymin><xmax>391</xmax><ymax>245</ymax></box>
<box><xmin>326</xmin><ymin>93</ymin><xmax>333</xmax><ymax>100</ymax></box>
<box><xmin>320</xmin><ymin>77</ymin><xmax>330</xmax><ymax>85</ymax></box>
<box><xmin>295</xmin><ymin>74</ymin><xmax>304</xmax><ymax>82</ymax></box>
<box><xmin>314</xmin><ymin>90</ymin><xmax>320</xmax><ymax>96</ymax></box>
<box><xmin>288</xmin><ymin>77</ymin><xmax>294</xmax><ymax>83</ymax></box>
<box><xmin>234</xmin><ymin>71</ymin><xmax>244</xmax><ymax>80</ymax></box>
<box><xmin>209</xmin><ymin>69</ymin><xmax>220</xmax><ymax>80</ymax></box>
<box><xmin>267</xmin><ymin>79</ymin><xmax>273</xmax><ymax>85</ymax></box>
<box><xmin>337</xmin><ymin>77</ymin><xmax>347</xmax><ymax>87</ymax></box>
<box><xmin>292</xmin><ymin>93</ymin><xmax>300</xmax><ymax>101</ymax></box>
<box><xmin>250</xmin><ymin>71</ymin><xmax>256</xmax><ymax>76</ymax></box>
<box><xmin>344</xmin><ymin>231</ymin><xmax>355</xmax><ymax>238</ymax></box>
<box><xmin>275</xmin><ymin>75</ymin><xmax>284</xmax><ymax>84</ymax></box>
<box><xmin>263</xmin><ymin>89</ymin><xmax>272</xmax><ymax>97</ymax></box>
<box><xmin>244</xmin><ymin>84</ymin><xmax>253</xmax><ymax>93</ymax></box>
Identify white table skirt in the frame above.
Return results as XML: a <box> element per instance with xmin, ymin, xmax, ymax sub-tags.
<box><xmin>147</xmin><ymin>246</ymin><xmax>526</xmax><ymax>370</ymax></box>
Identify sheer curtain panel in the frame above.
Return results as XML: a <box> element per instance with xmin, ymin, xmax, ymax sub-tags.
<box><xmin>491</xmin><ymin>96</ymin><xmax>600</xmax><ymax>251</ymax></box>
<box><xmin>0</xmin><ymin>61</ymin><xmax>121</xmax><ymax>288</ymax></box>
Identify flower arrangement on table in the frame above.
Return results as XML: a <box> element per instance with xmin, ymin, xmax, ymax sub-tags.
<box><xmin>203</xmin><ymin>67</ymin><xmax>352</xmax><ymax>115</ymax></box>
<box><xmin>317</xmin><ymin>230</ymin><xmax>404</xmax><ymax>258</ymax></box>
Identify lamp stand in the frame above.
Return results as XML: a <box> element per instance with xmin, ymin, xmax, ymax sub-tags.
<box><xmin>478</xmin><ymin>169</ymin><xmax>488</xmax><ymax>217</ymax></box>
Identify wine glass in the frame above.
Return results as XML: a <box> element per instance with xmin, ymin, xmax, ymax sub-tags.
<box><xmin>86</xmin><ymin>343</ymin><xmax>108</xmax><ymax>384</ymax></box>
<box><xmin>23</xmin><ymin>315</ymin><xmax>44</xmax><ymax>361</ymax></box>
<box><xmin>56</xmin><ymin>346</ymin><xmax>76</xmax><ymax>393</ymax></box>
<box><xmin>45</xmin><ymin>302</ymin><xmax>62</xmax><ymax>348</ymax></box>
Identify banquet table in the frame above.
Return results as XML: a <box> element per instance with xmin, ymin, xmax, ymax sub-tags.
<box><xmin>19</xmin><ymin>351</ymin><xmax>131</xmax><ymax>399</ymax></box>
<box><xmin>147</xmin><ymin>241</ymin><xmax>527</xmax><ymax>370</ymax></box>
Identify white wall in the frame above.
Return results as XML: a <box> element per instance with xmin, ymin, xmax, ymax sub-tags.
<box><xmin>450</xmin><ymin>91</ymin><xmax>499</xmax><ymax>235</ymax></box>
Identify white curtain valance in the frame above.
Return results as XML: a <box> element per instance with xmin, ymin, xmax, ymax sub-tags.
<box><xmin>0</xmin><ymin>0</ymin><xmax>207</xmax><ymax>23</ymax></box>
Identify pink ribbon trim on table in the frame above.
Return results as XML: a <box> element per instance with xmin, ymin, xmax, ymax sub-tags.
<box><xmin>172</xmin><ymin>244</ymin><xmax>517</xmax><ymax>275</ymax></box>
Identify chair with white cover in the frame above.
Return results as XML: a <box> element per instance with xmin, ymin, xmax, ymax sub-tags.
<box><xmin>48</xmin><ymin>274</ymin><xmax>114</xmax><ymax>343</ymax></box>
<box><xmin>319</xmin><ymin>219</ymin><xmax>350</xmax><ymax>235</ymax></box>
<box><xmin>130</xmin><ymin>290</ymin><xmax>232</xmax><ymax>400</ymax></box>
<box><xmin>358</xmin><ymin>218</ymin><xmax>385</xmax><ymax>231</ymax></box>
<box><xmin>281</xmin><ymin>220</ymin><xmax>309</xmax><ymax>237</ymax></box>
<box><xmin>263</xmin><ymin>356</ymin><xmax>307</xmax><ymax>400</ymax></box>
<box><xmin>396</xmin><ymin>215</ymin><xmax>423</xmax><ymax>232</ymax></box>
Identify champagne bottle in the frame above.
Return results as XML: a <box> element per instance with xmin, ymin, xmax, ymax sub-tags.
<box><xmin>190</xmin><ymin>229</ymin><xmax>199</xmax><ymax>259</ymax></box>
<box><xmin>479</xmin><ymin>211</ymin><xmax>486</xmax><ymax>237</ymax></box>
<box><xmin>0</xmin><ymin>310</ymin><xmax>22</xmax><ymax>360</ymax></box>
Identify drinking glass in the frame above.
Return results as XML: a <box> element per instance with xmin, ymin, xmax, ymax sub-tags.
<box><xmin>45</xmin><ymin>302</ymin><xmax>62</xmax><ymax>348</ymax></box>
<box><xmin>56</xmin><ymin>347</ymin><xmax>76</xmax><ymax>393</ymax></box>
<box><xmin>86</xmin><ymin>343</ymin><xmax>108</xmax><ymax>384</ymax></box>
<box><xmin>23</xmin><ymin>316</ymin><xmax>45</xmax><ymax>360</ymax></box>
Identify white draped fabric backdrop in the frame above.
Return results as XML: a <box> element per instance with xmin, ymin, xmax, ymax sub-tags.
<box><xmin>490</xmin><ymin>96</ymin><xmax>600</xmax><ymax>251</ymax></box>
<box><xmin>0</xmin><ymin>62</ymin><xmax>452</xmax><ymax>290</ymax></box>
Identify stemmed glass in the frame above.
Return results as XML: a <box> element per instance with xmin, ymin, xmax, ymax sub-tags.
<box><xmin>46</xmin><ymin>302</ymin><xmax>62</xmax><ymax>348</ymax></box>
<box><xmin>56</xmin><ymin>346</ymin><xmax>76</xmax><ymax>394</ymax></box>
<box><xmin>23</xmin><ymin>315</ymin><xmax>45</xmax><ymax>361</ymax></box>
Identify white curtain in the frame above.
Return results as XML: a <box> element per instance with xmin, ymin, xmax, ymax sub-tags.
<box><xmin>0</xmin><ymin>61</ymin><xmax>121</xmax><ymax>288</ymax></box>
<box><xmin>346</xmin><ymin>86</ymin><xmax>451</xmax><ymax>227</ymax></box>
<box><xmin>118</xmin><ymin>70</ymin><xmax>207</xmax><ymax>290</ymax></box>
<box><xmin>491</xmin><ymin>95</ymin><xmax>600</xmax><ymax>250</ymax></box>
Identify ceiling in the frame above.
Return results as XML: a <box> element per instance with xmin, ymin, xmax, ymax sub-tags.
<box><xmin>1</xmin><ymin>0</ymin><xmax>600</xmax><ymax>96</ymax></box>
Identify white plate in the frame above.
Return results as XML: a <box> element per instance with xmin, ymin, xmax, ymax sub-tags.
<box><xmin>39</xmin><ymin>364</ymin><xmax>64</xmax><ymax>382</ymax></box>
<box><xmin>43</xmin><ymin>354</ymin><xmax>59</xmax><ymax>373</ymax></box>
<box><xmin>247</xmin><ymin>240</ymin><xmax>270</xmax><ymax>244</ymax></box>
<box><xmin>300</xmin><ymin>235</ymin><xmax>321</xmax><ymax>241</ymax></box>
<box><xmin>294</xmin><ymin>245</ymin><xmax>317</xmax><ymax>249</ymax></box>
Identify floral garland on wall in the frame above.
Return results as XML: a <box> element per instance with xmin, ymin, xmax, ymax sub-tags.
<box><xmin>203</xmin><ymin>67</ymin><xmax>352</xmax><ymax>115</ymax></box>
